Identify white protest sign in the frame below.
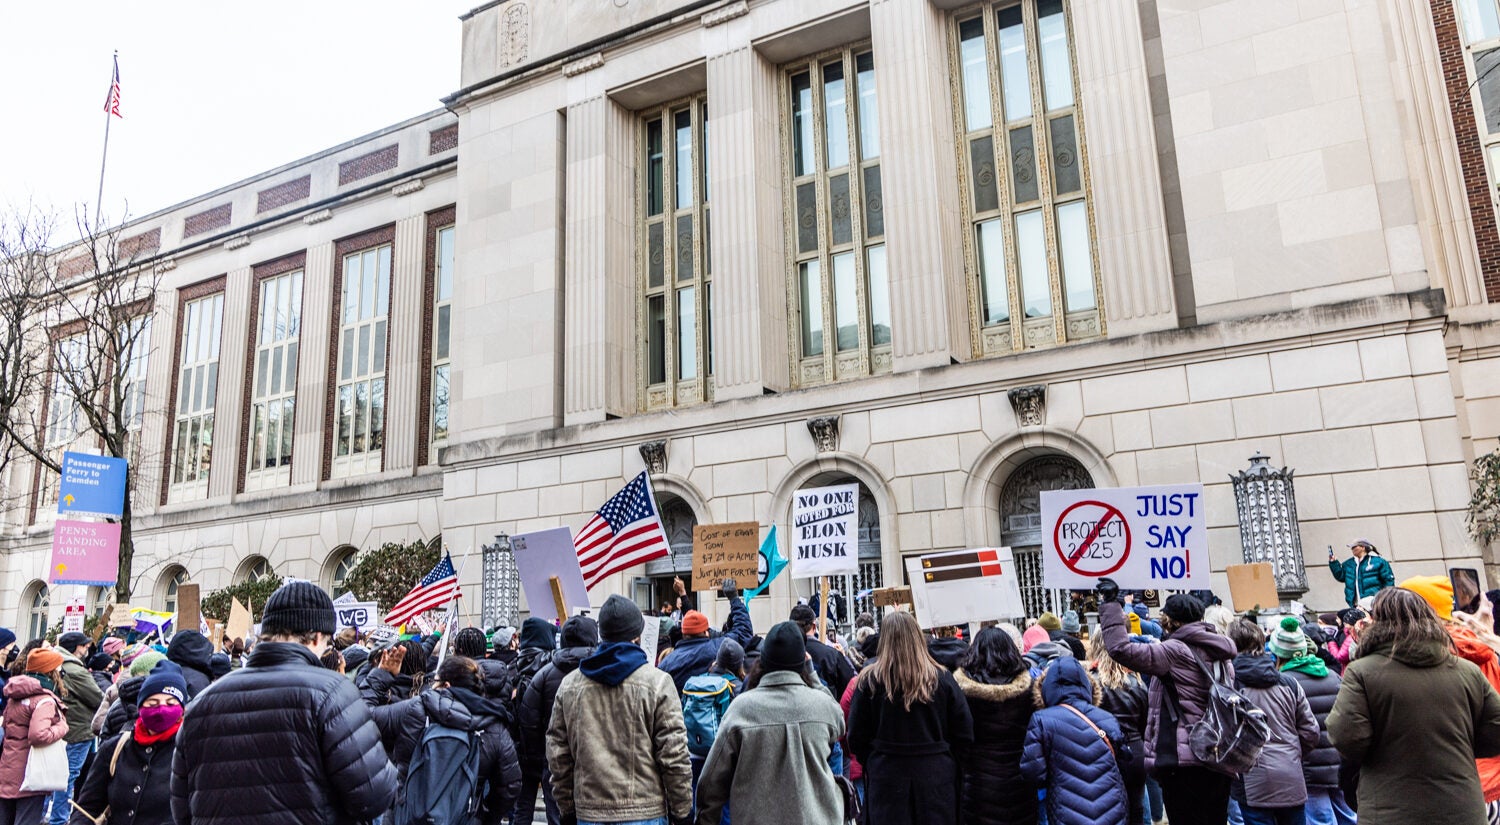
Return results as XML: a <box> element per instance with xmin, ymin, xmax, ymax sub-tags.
<box><xmin>63</xmin><ymin>595</ymin><xmax>86</xmax><ymax>634</ymax></box>
<box><xmin>332</xmin><ymin>591</ymin><xmax>357</xmax><ymax>606</ymax></box>
<box><xmin>639</xmin><ymin>616</ymin><xmax>661</xmax><ymax>666</ymax></box>
<box><xmin>1041</xmin><ymin>483</ymin><xmax>1207</xmax><ymax>590</ymax></box>
<box><xmin>335</xmin><ymin>601</ymin><xmax>381</xmax><ymax>631</ymax></box>
<box><xmin>789</xmin><ymin>483</ymin><xmax>860</xmax><ymax>578</ymax></box>
<box><xmin>905</xmin><ymin>547</ymin><xmax>1025</xmax><ymax>629</ymax></box>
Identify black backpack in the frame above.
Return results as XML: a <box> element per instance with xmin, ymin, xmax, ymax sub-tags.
<box><xmin>392</xmin><ymin>719</ymin><xmax>487</xmax><ymax>825</ymax></box>
<box><xmin>1161</xmin><ymin>652</ymin><xmax>1270</xmax><ymax>775</ymax></box>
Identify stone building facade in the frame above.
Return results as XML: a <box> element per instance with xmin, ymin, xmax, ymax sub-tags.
<box><xmin>6</xmin><ymin>0</ymin><xmax>1500</xmax><ymax>636</ymax></box>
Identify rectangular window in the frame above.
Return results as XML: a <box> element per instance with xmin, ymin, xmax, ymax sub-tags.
<box><xmin>334</xmin><ymin>245</ymin><xmax>390</xmax><ymax>478</ymax></box>
<box><xmin>44</xmin><ymin>335</ymin><xmax>85</xmax><ymax>448</ymax></box>
<box><xmin>246</xmin><ymin>269</ymin><xmax>302</xmax><ymax>488</ymax></box>
<box><xmin>640</xmin><ymin>96</ymin><xmax>711</xmax><ymax>410</ymax></box>
<box><xmin>953</xmin><ymin>0</ymin><xmax>1101</xmax><ymax>355</ymax></box>
<box><xmin>432</xmin><ymin>225</ymin><xmax>455</xmax><ymax>442</ymax></box>
<box><xmin>784</xmin><ymin>47</ymin><xmax>890</xmax><ymax>387</ymax></box>
<box><xmin>118</xmin><ymin>315</ymin><xmax>151</xmax><ymax>463</ymax></box>
<box><xmin>1455</xmin><ymin>0</ymin><xmax>1500</xmax><ymax>232</ymax></box>
<box><xmin>170</xmin><ymin>292</ymin><xmax>224</xmax><ymax>498</ymax></box>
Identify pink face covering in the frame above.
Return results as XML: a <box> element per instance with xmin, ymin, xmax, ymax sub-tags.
<box><xmin>137</xmin><ymin>704</ymin><xmax>184</xmax><ymax>735</ymax></box>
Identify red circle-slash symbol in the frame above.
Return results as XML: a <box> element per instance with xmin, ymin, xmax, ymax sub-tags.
<box><xmin>1053</xmin><ymin>500</ymin><xmax>1131</xmax><ymax>576</ymax></box>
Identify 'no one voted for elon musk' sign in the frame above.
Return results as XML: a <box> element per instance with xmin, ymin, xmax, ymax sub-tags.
<box><xmin>57</xmin><ymin>451</ymin><xmax>128</xmax><ymax>519</ymax></box>
<box><xmin>1040</xmin><ymin>483</ymin><xmax>1207</xmax><ymax>591</ymax></box>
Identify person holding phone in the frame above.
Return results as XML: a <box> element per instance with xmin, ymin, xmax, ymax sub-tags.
<box><xmin>1327</xmin><ymin>540</ymin><xmax>1394</xmax><ymax>608</ymax></box>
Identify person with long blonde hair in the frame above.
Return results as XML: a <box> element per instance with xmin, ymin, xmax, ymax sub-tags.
<box><xmin>847</xmin><ymin>611</ymin><xmax>973</xmax><ymax>825</ymax></box>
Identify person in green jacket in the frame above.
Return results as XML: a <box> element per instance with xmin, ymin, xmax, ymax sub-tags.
<box><xmin>1327</xmin><ymin>539</ymin><xmax>1394</xmax><ymax>608</ymax></box>
<box><xmin>1327</xmin><ymin>587</ymin><xmax>1500</xmax><ymax>825</ymax></box>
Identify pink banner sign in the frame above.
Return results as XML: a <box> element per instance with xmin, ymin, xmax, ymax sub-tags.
<box><xmin>50</xmin><ymin>519</ymin><xmax>121</xmax><ymax>586</ymax></box>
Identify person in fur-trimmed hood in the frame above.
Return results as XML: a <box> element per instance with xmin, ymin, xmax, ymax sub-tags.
<box><xmin>955</xmin><ymin>627</ymin><xmax>1037</xmax><ymax>825</ymax></box>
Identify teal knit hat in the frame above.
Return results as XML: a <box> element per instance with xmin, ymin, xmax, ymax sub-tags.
<box><xmin>1268</xmin><ymin>616</ymin><xmax>1307</xmax><ymax>660</ymax></box>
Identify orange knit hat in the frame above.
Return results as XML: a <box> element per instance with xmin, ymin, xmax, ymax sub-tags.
<box><xmin>26</xmin><ymin>648</ymin><xmax>64</xmax><ymax>674</ymax></box>
<box><xmin>681</xmin><ymin>610</ymin><xmax>710</xmax><ymax>636</ymax></box>
<box><xmin>1400</xmin><ymin>575</ymin><xmax>1455</xmax><ymax>621</ymax></box>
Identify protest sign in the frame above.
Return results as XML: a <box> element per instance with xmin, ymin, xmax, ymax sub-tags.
<box><xmin>226</xmin><ymin>597</ymin><xmax>252</xmax><ymax>643</ymax></box>
<box><xmin>789</xmin><ymin>483</ymin><xmax>860</xmax><ymax>578</ymax></box>
<box><xmin>873</xmin><ymin>587</ymin><xmax>912</xmax><ymax>607</ymax></box>
<box><xmin>691</xmin><ymin>522</ymin><xmax>761</xmax><ymax>591</ymax></box>
<box><xmin>336</xmin><ymin>601</ymin><xmax>381</xmax><ymax>631</ymax></box>
<box><xmin>905</xmin><ymin>548</ymin><xmax>1025</xmax><ymax>629</ymax></box>
<box><xmin>1226</xmin><ymin>563</ymin><xmax>1280</xmax><ymax>612</ymax></box>
<box><xmin>49</xmin><ymin>520</ymin><xmax>121</xmax><ymax>586</ymax></box>
<box><xmin>333</xmin><ymin>591</ymin><xmax>357</xmax><ymax>606</ymax></box>
<box><xmin>640</xmin><ymin>615</ymin><xmax>661</xmax><ymax>665</ymax></box>
<box><xmin>177</xmin><ymin>584</ymin><xmax>201</xmax><ymax>636</ymax></box>
<box><xmin>63</xmin><ymin>596</ymin><xmax>86</xmax><ymax>634</ymax></box>
<box><xmin>1041</xmin><ymin>483</ymin><xmax>1207</xmax><ymax>590</ymax></box>
<box><xmin>109</xmin><ymin>603</ymin><xmax>134</xmax><ymax>628</ymax></box>
<box><xmin>512</xmin><ymin>526</ymin><xmax>590</xmax><ymax>622</ymax></box>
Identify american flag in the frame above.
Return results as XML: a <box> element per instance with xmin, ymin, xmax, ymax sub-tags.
<box><xmin>103</xmin><ymin>55</ymin><xmax>121</xmax><ymax>118</ymax></box>
<box><xmin>385</xmin><ymin>554</ymin><xmax>461</xmax><ymax>625</ymax></box>
<box><xmin>575</xmin><ymin>471</ymin><xmax>671</xmax><ymax>589</ymax></box>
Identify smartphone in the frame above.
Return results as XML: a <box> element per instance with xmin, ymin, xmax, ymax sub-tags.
<box><xmin>1451</xmin><ymin>567</ymin><xmax>1482</xmax><ymax>616</ymax></box>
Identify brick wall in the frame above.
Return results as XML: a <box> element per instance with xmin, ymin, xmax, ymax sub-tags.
<box><xmin>429</xmin><ymin>124</ymin><xmax>459</xmax><ymax>155</ymax></box>
<box><xmin>256</xmin><ymin>176</ymin><xmax>311</xmax><ymax>213</ymax></box>
<box><xmin>338</xmin><ymin>146</ymin><xmax>399</xmax><ymax>186</ymax></box>
<box><xmin>184</xmin><ymin>204</ymin><xmax>232</xmax><ymax>238</ymax></box>
<box><xmin>1430</xmin><ymin>0</ymin><xmax>1500</xmax><ymax>302</ymax></box>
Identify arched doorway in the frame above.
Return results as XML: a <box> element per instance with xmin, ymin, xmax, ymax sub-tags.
<box><xmin>999</xmin><ymin>454</ymin><xmax>1093</xmax><ymax>617</ymax></box>
<box><xmin>640</xmin><ymin>494</ymin><xmax>698</xmax><ymax>613</ymax></box>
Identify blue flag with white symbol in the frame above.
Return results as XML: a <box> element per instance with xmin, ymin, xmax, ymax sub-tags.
<box><xmin>743</xmin><ymin>526</ymin><xmax>786</xmax><ymax>600</ymax></box>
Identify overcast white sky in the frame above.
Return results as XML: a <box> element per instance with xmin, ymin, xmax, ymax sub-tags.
<box><xmin>0</xmin><ymin>2</ymin><xmax>476</xmax><ymax>233</ymax></box>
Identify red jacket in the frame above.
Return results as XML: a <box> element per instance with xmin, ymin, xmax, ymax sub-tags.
<box><xmin>1449</xmin><ymin>626</ymin><xmax>1500</xmax><ymax>803</ymax></box>
<box><xmin>839</xmin><ymin>673</ymin><xmax>864</xmax><ymax>781</ymax></box>
<box><xmin>0</xmin><ymin>676</ymin><xmax>68</xmax><ymax>799</ymax></box>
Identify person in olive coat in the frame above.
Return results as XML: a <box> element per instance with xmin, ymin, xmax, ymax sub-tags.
<box><xmin>954</xmin><ymin>628</ymin><xmax>1036</xmax><ymax>825</ymax></box>
<box><xmin>69</xmin><ymin>662</ymin><xmax>188</xmax><ymax>825</ymax></box>
<box><xmin>1328</xmin><ymin>587</ymin><xmax>1500</xmax><ymax>825</ymax></box>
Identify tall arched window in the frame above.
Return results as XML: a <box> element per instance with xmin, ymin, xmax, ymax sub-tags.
<box><xmin>88</xmin><ymin>586</ymin><xmax>116</xmax><ymax>617</ymax></box>
<box><xmin>237</xmin><ymin>557</ymin><xmax>273</xmax><ymax>585</ymax></box>
<box><xmin>329</xmin><ymin>548</ymin><xmax>358</xmax><ymax>598</ymax></box>
<box><xmin>161</xmin><ymin>567</ymin><xmax>189</xmax><ymax>615</ymax></box>
<box><xmin>23</xmin><ymin>582</ymin><xmax>50</xmax><ymax>641</ymax></box>
<box><xmin>999</xmin><ymin>453</ymin><xmax>1092</xmax><ymax>617</ymax></box>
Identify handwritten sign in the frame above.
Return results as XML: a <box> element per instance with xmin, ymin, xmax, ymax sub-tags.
<box><xmin>109</xmin><ymin>603</ymin><xmax>134</xmax><ymax>628</ymax></box>
<box><xmin>640</xmin><ymin>616</ymin><xmax>661</xmax><ymax>666</ymax></box>
<box><xmin>1041</xmin><ymin>483</ymin><xmax>1208</xmax><ymax>590</ymax></box>
<box><xmin>336</xmin><ymin>602</ymin><xmax>381</xmax><ymax>631</ymax></box>
<box><xmin>691</xmin><ymin>522</ymin><xmax>761</xmax><ymax>591</ymax></box>
<box><xmin>790</xmin><ymin>483</ymin><xmax>860</xmax><ymax>578</ymax></box>
<box><xmin>63</xmin><ymin>596</ymin><xmax>86</xmax><ymax>634</ymax></box>
<box><xmin>873</xmin><ymin>587</ymin><xmax>912</xmax><ymax>608</ymax></box>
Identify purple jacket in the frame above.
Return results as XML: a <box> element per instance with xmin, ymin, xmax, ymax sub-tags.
<box><xmin>1098</xmin><ymin>601</ymin><xmax>1236</xmax><ymax>772</ymax></box>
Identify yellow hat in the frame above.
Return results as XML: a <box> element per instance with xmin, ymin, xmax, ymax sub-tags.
<box><xmin>1127</xmin><ymin>611</ymin><xmax>1142</xmax><ymax>635</ymax></box>
<box><xmin>1399</xmin><ymin>575</ymin><xmax>1454</xmax><ymax>621</ymax></box>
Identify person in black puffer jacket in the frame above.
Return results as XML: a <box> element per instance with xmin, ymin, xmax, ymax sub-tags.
<box><xmin>511</xmin><ymin>618</ymin><xmax>557</xmax><ymax>693</ymax></box>
<box><xmin>166</xmin><ymin>630</ymin><xmax>215</xmax><ymax>700</ymax></box>
<box><xmin>1273</xmin><ymin>618</ymin><xmax>1351</xmax><ymax>824</ymax></box>
<box><xmin>388</xmin><ymin>656</ymin><xmax>522</xmax><ymax>824</ymax></box>
<box><xmin>517</xmin><ymin>616</ymin><xmax>598</xmax><ymax>825</ymax></box>
<box><xmin>1089</xmin><ymin>632</ymin><xmax>1150</xmax><ymax>825</ymax></box>
<box><xmin>954</xmin><ymin>627</ymin><xmax>1036</xmax><ymax>825</ymax></box>
<box><xmin>450</xmin><ymin>627</ymin><xmax>518</xmax><ymax>706</ymax></box>
<box><xmin>928</xmin><ymin>627</ymin><xmax>970</xmax><ymax>672</ymax></box>
<box><xmin>69</xmin><ymin>662</ymin><xmax>188</xmax><ymax>825</ymax></box>
<box><xmin>170</xmin><ymin>581</ymin><xmax>397</xmax><ymax>825</ymax></box>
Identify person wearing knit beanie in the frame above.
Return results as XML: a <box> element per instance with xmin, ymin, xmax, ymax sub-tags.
<box><xmin>102</xmin><ymin>637</ymin><xmax>126</xmax><ymax>658</ymax></box>
<box><xmin>1038</xmin><ymin>612</ymin><xmax>1062</xmax><ymax>632</ymax></box>
<box><xmin>598</xmin><ymin>594</ymin><xmax>646</xmax><ymax>643</ymax></box>
<box><xmin>1268</xmin><ymin>616</ymin><xmax>1308</xmax><ymax>660</ymax></box>
<box><xmin>1061</xmin><ymin>610</ymin><xmax>1082</xmax><ymax>635</ymax></box>
<box><xmin>261</xmin><ymin>580</ymin><xmax>337</xmax><ymax>637</ymax></box>
<box><xmin>131</xmin><ymin>650</ymin><xmax>168</xmax><ymax>677</ymax></box>
<box><xmin>681</xmin><ymin>610</ymin><xmax>710</xmax><ymax>637</ymax></box>
<box><xmin>713</xmin><ymin>638</ymin><xmax>746</xmax><ymax>681</ymax></box>
<box><xmin>140</xmin><ymin>660</ymin><xmax>189</xmax><ymax>706</ymax></box>
<box><xmin>27</xmin><ymin>647</ymin><xmax>64</xmax><ymax>675</ymax></box>
<box><xmin>0</xmin><ymin>627</ymin><xmax>15</xmax><ymax>651</ymax></box>
<box><xmin>759</xmin><ymin>622</ymin><xmax>807</xmax><ymax>672</ymax></box>
<box><xmin>1160</xmin><ymin>593</ymin><xmax>1206</xmax><ymax>627</ymax></box>
<box><xmin>1399</xmin><ymin>575</ymin><xmax>1455</xmax><ymax>621</ymax></box>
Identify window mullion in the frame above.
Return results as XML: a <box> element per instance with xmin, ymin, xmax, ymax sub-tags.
<box><xmin>812</xmin><ymin>62</ymin><xmax>837</xmax><ymax>379</ymax></box>
<box><xmin>843</xmin><ymin>51</ymin><xmax>872</xmax><ymax>362</ymax></box>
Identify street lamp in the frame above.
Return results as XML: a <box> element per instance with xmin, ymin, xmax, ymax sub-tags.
<box><xmin>482</xmin><ymin>532</ymin><xmax>521</xmax><ymax>629</ymax></box>
<box><xmin>1230</xmin><ymin>452</ymin><xmax>1308</xmax><ymax>601</ymax></box>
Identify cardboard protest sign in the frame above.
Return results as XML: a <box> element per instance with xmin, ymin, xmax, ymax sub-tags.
<box><xmin>691</xmin><ymin>522</ymin><xmax>761</xmax><ymax>591</ymax></box>
<box><xmin>789</xmin><ymin>483</ymin><xmax>860</xmax><ymax>578</ymax></box>
<box><xmin>1226</xmin><ymin>563</ymin><xmax>1280</xmax><ymax>612</ymax></box>
<box><xmin>511</xmin><ymin>526</ymin><xmax>591</xmax><ymax>623</ymax></box>
<box><xmin>226</xmin><ymin>597</ymin><xmax>252</xmax><ymax>643</ymax></box>
<box><xmin>335</xmin><ymin>601</ymin><xmax>381</xmax><ymax>631</ymax></box>
<box><xmin>109</xmin><ymin>603</ymin><xmax>135</xmax><ymax>628</ymax></box>
<box><xmin>905</xmin><ymin>548</ymin><xmax>1025</xmax><ymax>629</ymax></box>
<box><xmin>1041</xmin><ymin>483</ymin><xmax>1207</xmax><ymax>590</ymax></box>
<box><xmin>873</xmin><ymin>587</ymin><xmax>912</xmax><ymax>607</ymax></box>
<box><xmin>177</xmin><ymin>584</ymin><xmax>201</xmax><ymax>636</ymax></box>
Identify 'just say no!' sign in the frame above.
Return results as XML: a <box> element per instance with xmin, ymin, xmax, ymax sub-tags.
<box><xmin>1040</xmin><ymin>483</ymin><xmax>1208</xmax><ymax>590</ymax></box>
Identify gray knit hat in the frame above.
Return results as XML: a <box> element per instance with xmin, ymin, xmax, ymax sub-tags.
<box><xmin>1268</xmin><ymin>616</ymin><xmax>1307</xmax><ymax>660</ymax></box>
<box><xmin>261</xmin><ymin>581</ymin><xmax>336</xmax><ymax>636</ymax></box>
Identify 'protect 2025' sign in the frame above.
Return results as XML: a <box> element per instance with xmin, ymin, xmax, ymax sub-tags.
<box><xmin>1040</xmin><ymin>483</ymin><xmax>1207</xmax><ymax>590</ymax></box>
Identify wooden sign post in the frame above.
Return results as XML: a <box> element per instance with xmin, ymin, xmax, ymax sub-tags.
<box><xmin>549</xmin><ymin>576</ymin><xmax>568</xmax><ymax>623</ymax></box>
<box><xmin>818</xmin><ymin>576</ymin><xmax>831</xmax><ymax>641</ymax></box>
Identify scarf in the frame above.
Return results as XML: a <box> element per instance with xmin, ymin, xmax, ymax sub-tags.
<box><xmin>133</xmin><ymin>716</ymin><xmax>181</xmax><ymax>746</ymax></box>
<box><xmin>28</xmin><ymin>673</ymin><xmax>56</xmax><ymax>693</ymax></box>
<box><xmin>1279</xmin><ymin>653</ymin><xmax>1329</xmax><ymax>678</ymax></box>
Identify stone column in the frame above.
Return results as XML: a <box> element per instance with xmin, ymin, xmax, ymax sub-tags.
<box><xmin>208</xmin><ymin>266</ymin><xmax>251</xmax><ymax>500</ymax></box>
<box><xmin>868</xmin><ymin>0</ymin><xmax>968</xmax><ymax>369</ymax></box>
<box><xmin>383</xmin><ymin>214</ymin><xmax>426</xmax><ymax>472</ymax></box>
<box><xmin>706</xmin><ymin>30</ymin><xmax>791</xmax><ymax>398</ymax></box>
<box><xmin>563</xmin><ymin>94</ymin><xmax>635</xmax><ymax>424</ymax></box>
<box><xmin>291</xmin><ymin>241</ymin><xmax>334</xmax><ymax>487</ymax></box>
<box><xmin>1071</xmin><ymin>0</ymin><xmax>1178</xmax><ymax>336</ymax></box>
<box><xmin>135</xmin><ymin>285</ymin><xmax>178</xmax><ymax>511</ymax></box>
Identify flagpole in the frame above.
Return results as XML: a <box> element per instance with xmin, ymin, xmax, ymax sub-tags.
<box><xmin>435</xmin><ymin>546</ymin><xmax>473</xmax><ymax>670</ymax></box>
<box><xmin>95</xmin><ymin>51</ymin><xmax>117</xmax><ymax>232</ymax></box>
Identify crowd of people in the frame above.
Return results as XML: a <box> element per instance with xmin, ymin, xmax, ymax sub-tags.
<box><xmin>0</xmin><ymin>542</ymin><xmax>1498</xmax><ymax>825</ymax></box>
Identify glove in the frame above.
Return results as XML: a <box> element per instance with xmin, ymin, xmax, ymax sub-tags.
<box><xmin>720</xmin><ymin>577</ymin><xmax>739</xmax><ymax>600</ymax></box>
<box><xmin>1096</xmin><ymin>577</ymin><xmax>1121</xmax><ymax>606</ymax></box>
